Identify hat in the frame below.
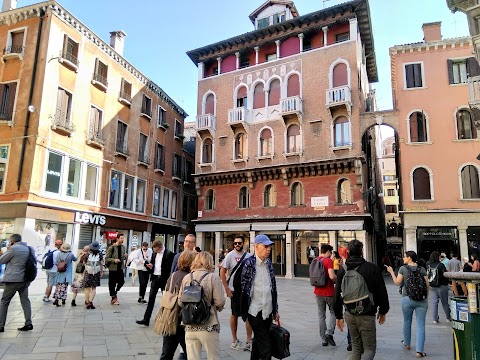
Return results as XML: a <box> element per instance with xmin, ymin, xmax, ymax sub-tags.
<box><xmin>89</xmin><ymin>241</ymin><xmax>100</xmax><ymax>251</ymax></box>
<box><xmin>254</xmin><ymin>234</ymin><xmax>274</xmax><ymax>246</ymax></box>
<box><xmin>440</xmin><ymin>253</ymin><xmax>446</xmax><ymax>258</ymax></box>
<box><xmin>60</xmin><ymin>243</ymin><xmax>71</xmax><ymax>252</ymax></box>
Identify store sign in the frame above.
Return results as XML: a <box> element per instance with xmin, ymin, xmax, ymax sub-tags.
<box><xmin>417</xmin><ymin>227</ymin><xmax>457</xmax><ymax>240</ymax></box>
<box><xmin>311</xmin><ymin>196</ymin><xmax>329</xmax><ymax>208</ymax></box>
<box><xmin>74</xmin><ymin>212</ymin><xmax>106</xmax><ymax>225</ymax></box>
<box><xmin>106</xmin><ymin>231</ymin><xmax>118</xmax><ymax>240</ymax></box>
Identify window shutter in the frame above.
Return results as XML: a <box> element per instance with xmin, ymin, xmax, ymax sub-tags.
<box><xmin>405</xmin><ymin>64</ymin><xmax>414</xmax><ymax>88</ymax></box>
<box><xmin>62</xmin><ymin>34</ymin><xmax>68</xmax><ymax>55</ymax></box>
<box><xmin>456</xmin><ymin>110</ymin><xmax>464</xmax><ymax>139</ymax></box>
<box><xmin>268</xmin><ymin>79</ymin><xmax>281</xmax><ymax>106</ymax></box>
<box><xmin>0</xmin><ymin>84</ymin><xmax>5</xmax><ymax>114</ymax></box>
<box><xmin>467</xmin><ymin>57</ymin><xmax>480</xmax><ymax>78</ymax></box>
<box><xmin>94</xmin><ymin>58</ymin><xmax>99</xmax><ymax>75</ymax></box>
<box><xmin>413</xmin><ymin>64</ymin><xmax>422</xmax><ymax>87</ymax></box>
<box><xmin>6</xmin><ymin>82</ymin><xmax>16</xmax><ymax>116</ymax></box>
<box><xmin>409</xmin><ymin>112</ymin><xmax>418</xmax><ymax>142</ymax></box>
<box><xmin>447</xmin><ymin>59</ymin><xmax>454</xmax><ymax>84</ymax></box>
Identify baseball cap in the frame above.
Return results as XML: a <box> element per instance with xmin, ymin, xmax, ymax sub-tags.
<box><xmin>254</xmin><ymin>234</ymin><xmax>273</xmax><ymax>246</ymax></box>
<box><xmin>440</xmin><ymin>253</ymin><xmax>446</xmax><ymax>258</ymax></box>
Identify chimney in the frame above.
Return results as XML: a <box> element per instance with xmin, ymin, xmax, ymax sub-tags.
<box><xmin>422</xmin><ymin>22</ymin><xmax>442</xmax><ymax>42</ymax></box>
<box><xmin>2</xmin><ymin>0</ymin><xmax>17</xmax><ymax>12</ymax></box>
<box><xmin>109</xmin><ymin>30</ymin><xmax>127</xmax><ymax>56</ymax></box>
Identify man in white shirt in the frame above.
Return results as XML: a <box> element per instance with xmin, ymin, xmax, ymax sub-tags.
<box><xmin>220</xmin><ymin>236</ymin><xmax>253</xmax><ymax>351</ymax></box>
<box><xmin>43</xmin><ymin>239</ymin><xmax>62</xmax><ymax>303</ymax></box>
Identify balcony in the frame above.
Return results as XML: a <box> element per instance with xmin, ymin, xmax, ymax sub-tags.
<box><xmin>2</xmin><ymin>45</ymin><xmax>24</xmax><ymax>61</ymax></box>
<box><xmin>58</xmin><ymin>50</ymin><xmax>79</xmax><ymax>72</ymax></box>
<box><xmin>137</xmin><ymin>154</ymin><xmax>151</xmax><ymax>167</ymax></box>
<box><xmin>228</xmin><ymin>107</ymin><xmax>249</xmax><ymax>131</ymax></box>
<box><xmin>280</xmin><ymin>96</ymin><xmax>303</xmax><ymax>121</ymax></box>
<box><xmin>140</xmin><ymin>107</ymin><xmax>152</xmax><ymax>120</ymax></box>
<box><xmin>0</xmin><ymin>109</ymin><xmax>13</xmax><ymax>125</ymax></box>
<box><xmin>446</xmin><ymin>0</ymin><xmax>480</xmax><ymax>12</ymax></box>
<box><xmin>91</xmin><ymin>73</ymin><xmax>108</xmax><ymax>92</ymax></box>
<box><xmin>115</xmin><ymin>144</ymin><xmax>130</xmax><ymax>158</ymax></box>
<box><xmin>326</xmin><ymin>85</ymin><xmax>352</xmax><ymax>116</ymax></box>
<box><xmin>86</xmin><ymin>127</ymin><xmax>105</xmax><ymax>149</ymax></box>
<box><xmin>50</xmin><ymin>111</ymin><xmax>75</xmax><ymax>136</ymax></box>
<box><xmin>154</xmin><ymin>159</ymin><xmax>165</xmax><ymax>173</ymax></box>
<box><xmin>118</xmin><ymin>91</ymin><xmax>132</xmax><ymax>107</ymax></box>
<box><xmin>196</xmin><ymin>114</ymin><xmax>216</xmax><ymax>135</ymax></box>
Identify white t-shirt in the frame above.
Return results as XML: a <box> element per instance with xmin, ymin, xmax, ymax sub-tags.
<box><xmin>221</xmin><ymin>250</ymin><xmax>252</xmax><ymax>291</ymax></box>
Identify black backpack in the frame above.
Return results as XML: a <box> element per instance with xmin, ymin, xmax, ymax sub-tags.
<box><xmin>406</xmin><ymin>266</ymin><xmax>428</xmax><ymax>301</ymax></box>
<box><xmin>227</xmin><ymin>252</ymin><xmax>247</xmax><ymax>294</ymax></box>
<box><xmin>24</xmin><ymin>246</ymin><xmax>38</xmax><ymax>282</ymax></box>
<box><xmin>180</xmin><ymin>272</ymin><xmax>211</xmax><ymax>325</ymax></box>
<box><xmin>427</xmin><ymin>263</ymin><xmax>440</xmax><ymax>287</ymax></box>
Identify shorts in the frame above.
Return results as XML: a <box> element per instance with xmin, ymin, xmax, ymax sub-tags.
<box><xmin>231</xmin><ymin>292</ymin><xmax>242</xmax><ymax>317</ymax></box>
<box><xmin>46</xmin><ymin>272</ymin><xmax>56</xmax><ymax>286</ymax></box>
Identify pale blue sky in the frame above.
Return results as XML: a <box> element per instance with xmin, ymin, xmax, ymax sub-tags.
<box><xmin>20</xmin><ymin>0</ymin><xmax>469</xmax><ymax>119</ymax></box>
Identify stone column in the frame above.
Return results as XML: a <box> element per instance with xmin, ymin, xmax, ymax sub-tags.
<box><xmin>198</xmin><ymin>62</ymin><xmax>204</xmax><ymax>81</ymax></box>
<box><xmin>216</xmin><ymin>57</ymin><xmax>222</xmax><ymax>75</ymax></box>
<box><xmin>275</xmin><ymin>40</ymin><xmax>281</xmax><ymax>59</ymax></box>
<box><xmin>196</xmin><ymin>232</ymin><xmax>205</xmax><ymax>252</ymax></box>
<box><xmin>404</xmin><ymin>227</ymin><xmax>417</xmax><ymax>253</ymax></box>
<box><xmin>298</xmin><ymin>33</ymin><xmax>304</xmax><ymax>53</ymax></box>
<box><xmin>458</xmin><ymin>226</ymin><xmax>469</xmax><ymax>261</ymax></box>
<box><xmin>235</xmin><ymin>52</ymin><xmax>240</xmax><ymax>70</ymax></box>
<box><xmin>285</xmin><ymin>231</ymin><xmax>294</xmax><ymax>279</ymax></box>
<box><xmin>215</xmin><ymin>232</ymin><xmax>223</xmax><ymax>268</ymax></box>
<box><xmin>356</xmin><ymin>230</ymin><xmax>369</xmax><ymax>261</ymax></box>
<box><xmin>328</xmin><ymin>231</ymin><xmax>336</xmax><ymax>250</ymax></box>
<box><xmin>322</xmin><ymin>26</ymin><xmax>328</xmax><ymax>46</ymax></box>
<box><xmin>249</xmin><ymin>230</ymin><xmax>256</xmax><ymax>254</ymax></box>
<box><xmin>349</xmin><ymin>18</ymin><xmax>358</xmax><ymax>42</ymax></box>
<box><xmin>254</xmin><ymin>46</ymin><xmax>259</xmax><ymax>65</ymax></box>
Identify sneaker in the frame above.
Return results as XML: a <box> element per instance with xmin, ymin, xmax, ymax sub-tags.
<box><xmin>230</xmin><ymin>340</ymin><xmax>243</xmax><ymax>351</ymax></box>
<box><xmin>433</xmin><ymin>320</ymin><xmax>439</xmax><ymax>324</ymax></box>
<box><xmin>446</xmin><ymin>318</ymin><xmax>451</xmax><ymax>322</ymax></box>
<box><xmin>244</xmin><ymin>342</ymin><xmax>252</xmax><ymax>352</ymax></box>
<box><xmin>322</xmin><ymin>339</ymin><xmax>328</xmax><ymax>346</ymax></box>
<box><xmin>347</xmin><ymin>344</ymin><xmax>352</xmax><ymax>351</ymax></box>
<box><xmin>42</xmin><ymin>296</ymin><xmax>51</xmax><ymax>303</ymax></box>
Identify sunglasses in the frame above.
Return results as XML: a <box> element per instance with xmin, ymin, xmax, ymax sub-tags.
<box><xmin>234</xmin><ymin>242</ymin><xmax>243</xmax><ymax>245</ymax></box>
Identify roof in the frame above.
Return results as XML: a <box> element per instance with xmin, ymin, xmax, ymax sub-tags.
<box><xmin>248</xmin><ymin>0</ymin><xmax>299</xmax><ymax>24</ymax></box>
<box><xmin>187</xmin><ymin>0</ymin><xmax>378</xmax><ymax>82</ymax></box>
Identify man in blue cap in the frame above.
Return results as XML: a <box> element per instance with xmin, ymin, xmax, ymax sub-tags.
<box><xmin>240</xmin><ymin>234</ymin><xmax>280</xmax><ymax>360</ymax></box>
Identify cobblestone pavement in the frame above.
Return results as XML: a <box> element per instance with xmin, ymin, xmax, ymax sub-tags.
<box><xmin>0</xmin><ymin>272</ymin><xmax>454</xmax><ymax>359</ymax></box>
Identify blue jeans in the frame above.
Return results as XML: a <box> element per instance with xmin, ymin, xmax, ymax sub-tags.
<box><xmin>401</xmin><ymin>297</ymin><xmax>428</xmax><ymax>353</ymax></box>
<box><xmin>429</xmin><ymin>286</ymin><xmax>450</xmax><ymax>321</ymax></box>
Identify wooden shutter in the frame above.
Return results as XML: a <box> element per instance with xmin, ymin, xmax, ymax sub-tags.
<box><xmin>253</xmin><ymin>83</ymin><xmax>265</xmax><ymax>109</ymax></box>
<box><xmin>447</xmin><ymin>59</ymin><xmax>454</xmax><ymax>84</ymax></box>
<box><xmin>237</xmin><ymin>86</ymin><xmax>247</xmax><ymax>99</ymax></box>
<box><xmin>413</xmin><ymin>64</ymin><xmax>422</xmax><ymax>87</ymax></box>
<box><xmin>6</xmin><ymin>82</ymin><xmax>16</xmax><ymax>117</ymax></box>
<box><xmin>467</xmin><ymin>57</ymin><xmax>480</xmax><ymax>78</ymax></box>
<box><xmin>116</xmin><ymin>122</ymin><xmax>123</xmax><ymax>148</ymax></box>
<box><xmin>268</xmin><ymin>79</ymin><xmax>280</xmax><ymax>106</ymax></box>
<box><xmin>406</xmin><ymin>64</ymin><xmax>414</xmax><ymax>88</ymax></box>
<box><xmin>409</xmin><ymin>112</ymin><xmax>418</xmax><ymax>142</ymax></box>
<box><xmin>287</xmin><ymin>74</ymin><xmax>300</xmax><ymax>97</ymax></box>
<box><xmin>333</xmin><ymin>63</ymin><xmax>348</xmax><ymax>87</ymax></box>
<box><xmin>11</xmin><ymin>31</ymin><xmax>23</xmax><ymax>47</ymax></box>
<box><xmin>413</xmin><ymin>168</ymin><xmax>431</xmax><ymax>200</ymax></box>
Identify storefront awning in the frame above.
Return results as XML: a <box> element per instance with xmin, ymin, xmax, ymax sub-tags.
<box><xmin>195</xmin><ymin>223</ymin><xmax>251</xmax><ymax>232</ymax></box>
<box><xmin>288</xmin><ymin>220</ymin><xmax>364</xmax><ymax>231</ymax></box>
<box><xmin>251</xmin><ymin>222</ymin><xmax>287</xmax><ymax>231</ymax></box>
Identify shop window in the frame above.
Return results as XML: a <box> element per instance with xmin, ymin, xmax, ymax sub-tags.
<box><xmin>409</xmin><ymin>111</ymin><xmax>428</xmax><ymax>143</ymax></box>
<box><xmin>84</xmin><ymin>164</ymin><xmax>98</xmax><ymax>202</ymax></box>
<box><xmin>404</xmin><ymin>62</ymin><xmax>424</xmax><ymax>88</ymax></box>
<box><xmin>45</xmin><ymin>151</ymin><xmax>63</xmax><ymax>194</ymax></box>
<box><xmin>337</xmin><ymin>179</ymin><xmax>351</xmax><ymax>204</ymax></box>
<box><xmin>259</xmin><ymin>128</ymin><xmax>273</xmax><ymax>156</ymax></box>
<box><xmin>171</xmin><ymin>191</ymin><xmax>178</xmax><ymax>219</ymax></box>
<box><xmin>66</xmin><ymin>158</ymin><xmax>81</xmax><ymax>198</ymax></box>
<box><xmin>123</xmin><ymin>175</ymin><xmax>134</xmax><ymax>210</ymax></box>
<box><xmin>334</xmin><ymin>116</ymin><xmax>351</xmax><ymax>147</ymax></box>
<box><xmin>412</xmin><ymin>167</ymin><xmax>432</xmax><ymax>200</ymax></box>
<box><xmin>286</xmin><ymin>124</ymin><xmax>300</xmax><ymax>153</ymax></box>
<box><xmin>202</xmin><ymin>138</ymin><xmax>213</xmax><ymax>164</ymax></box>
<box><xmin>263</xmin><ymin>184</ymin><xmax>275</xmax><ymax>207</ymax></box>
<box><xmin>153</xmin><ymin>185</ymin><xmax>161</xmax><ymax>216</ymax></box>
<box><xmin>456</xmin><ymin>109</ymin><xmax>477</xmax><ymax>140</ymax></box>
<box><xmin>0</xmin><ymin>145</ymin><xmax>9</xmax><ymax>193</ymax></box>
<box><xmin>461</xmin><ymin>165</ymin><xmax>480</xmax><ymax>199</ymax></box>
<box><xmin>239</xmin><ymin>186</ymin><xmax>250</xmax><ymax>209</ymax></box>
<box><xmin>162</xmin><ymin>188</ymin><xmax>170</xmax><ymax>217</ymax></box>
<box><xmin>205</xmin><ymin>189</ymin><xmax>215</xmax><ymax>210</ymax></box>
<box><xmin>109</xmin><ymin>171</ymin><xmax>121</xmax><ymax>207</ymax></box>
<box><xmin>136</xmin><ymin>179</ymin><xmax>146</xmax><ymax>213</ymax></box>
<box><xmin>290</xmin><ymin>181</ymin><xmax>304</xmax><ymax>206</ymax></box>
<box><xmin>235</xmin><ymin>133</ymin><xmax>246</xmax><ymax>159</ymax></box>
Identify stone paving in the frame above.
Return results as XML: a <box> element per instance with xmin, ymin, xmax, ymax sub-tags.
<box><xmin>0</xmin><ymin>272</ymin><xmax>454</xmax><ymax>359</ymax></box>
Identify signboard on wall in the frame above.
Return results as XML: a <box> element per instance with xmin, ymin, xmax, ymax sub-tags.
<box><xmin>311</xmin><ymin>196</ymin><xmax>329</xmax><ymax>208</ymax></box>
<box><xmin>74</xmin><ymin>212</ymin><xmax>106</xmax><ymax>225</ymax></box>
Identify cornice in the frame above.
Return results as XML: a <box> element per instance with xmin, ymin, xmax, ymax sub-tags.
<box><xmin>390</xmin><ymin>37</ymin><xmax>472</xmax><ymax>54</ymax></box>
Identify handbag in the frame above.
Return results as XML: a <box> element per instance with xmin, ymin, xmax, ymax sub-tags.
<box><xmin>270</xmin><ymin>321</ymin><xmax>291</xmax><ymax>359</ymax></box>
<box><xmin>154</xmin><ymin>275</ymin><xmax>180</xmax><ymax>336</ymax></box>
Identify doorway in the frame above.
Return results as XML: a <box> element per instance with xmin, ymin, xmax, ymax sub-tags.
<box><xmin>417</xmin><ymin>239</ymin><xmax>459</xmax><ymax>262</ymax></box>
<box><xmin>268</xmin><ymin>234</ymin><xmax>286</xmax><ymax>276</ymax></box>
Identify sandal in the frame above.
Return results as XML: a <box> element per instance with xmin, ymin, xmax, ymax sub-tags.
<box><xmin>401</xmin><ymin>340</ymin><xmax>411</xmax><ymax>350</ymax></box>
<box><xmin>416</xmin><ymin>352</ymin><xmax>427</xmax><ymax>358</ymax></box>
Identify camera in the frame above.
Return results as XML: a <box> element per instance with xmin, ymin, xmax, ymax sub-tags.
<box><xmin>144</xmin><ymin>260</ymin><xmax>150</xmax><ymax>267</ymax></box>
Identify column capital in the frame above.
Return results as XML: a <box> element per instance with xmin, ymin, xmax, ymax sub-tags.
<box><xmin>235</xmin><ymin>52</ymin><xmax>240</xmax><ymax>58</ymax></box>
<box><xmin>275</xmin><ymin>39</ymin><xmax>281</xmax><ymax>45</ymax></box>
<box><xmin>457</xmin><ymin>226</ymin><xmax>468</xmax><ymax>231</ymax></box>
<box><xmin>254</xmin><ymin>46</ymin><xmax>259</xmax><ymax>52</ymax></box>
<box><xmin>216</xmin><ymin>57</ymin><xmax>222</xmax><ymax>62</ymax></box>
<box><xmin>298</xmin><ymin>33</ymin><xmax>304</xmax><ymax>39</ymax></box>
<box><xmin>322</xmin><ymin>26</ymin><xmax>329</xmax><ymax>32</ymax></box>
<box><xmin>349</xmin><ymin>17</ymin><xmax>358</xmax><ymax>24</ymax></box>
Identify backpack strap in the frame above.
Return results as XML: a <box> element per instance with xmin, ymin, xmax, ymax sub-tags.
<box><xmin>227</xmin><ymin>252</ymin><xmax>247</xmax><ymax>283</ymax></box>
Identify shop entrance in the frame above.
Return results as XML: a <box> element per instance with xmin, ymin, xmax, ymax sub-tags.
<box><xmin>417</xmin><ymin>227</ymin><xmax>459</xmax><ymax>261</ymax></box>
<box><xmin>268</xmin><ymin>234</ymin><xmax>286</xmax><ymax>276</ymax></box>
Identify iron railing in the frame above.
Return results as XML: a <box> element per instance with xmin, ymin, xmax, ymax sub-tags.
<box><xmin>60</xmin><ymin>50</ymin><xmax>79</xmax><ymax>65</ymax></box>
<box><xmin>50</xmin><ymin>111</ymin><xmax>75</xmax><ymax>132</ymax></box>
<box><xmin>3</xmin><ymin>45</ymin><xmax>24</xmax><ymax>55</ymax></box>
<box><xmin>92</xmin><ymin>73</ymin><xmax>108</xmax><ymax>87</ymax></box>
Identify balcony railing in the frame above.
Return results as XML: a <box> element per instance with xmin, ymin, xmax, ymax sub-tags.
<box><xmin>92</xmin><ymin>73</ymin><xmax>108</xmax><ymax>90</ymax></box>
<box><xmin>137</xmin><ymin>154</ymin><xmax>151</xmax><ymax>165</ymax></box>
<box><xmin>196</xmin><ymin>113</ymin><xmax>216</xmax><ymax>130</ymax></box>
<box><xmin>118</xmin><ymin>91</ymin><xmax>132</xmax><ymax>105</ymax></box>
<box><xmin>281</xmin><ymin>96</ymin><xmax>302</xmax><ymax>115</ymax></box>
<box><xmin>115</xmin><ymin>144</ymin><xmax>130</xmax><ymax>157</ymax></box>
<box><xmin>228</xmin><ymin>107</ymin><xmax>249</xmax><ymax>123</ymax></box>
<box><xmin>60</xmin><ymin>50</ymin><xmax>79</xmax><ymax>66</ymax></box>
<box><xmin>50</xmin><ymin>111</ymin><xmax>75</xmax><ymax>135</ymax></box>
<box><xmin>326</xmin><ymin>85</ymin><xmax>352</xmax><ymax>107</ymax></box>
<box><xmin>86</xmin><ymin>126</ymin><xmax>105</xmax><ymax>148</ymax></box>
<box><xmin>3</xmin><ymin>45</ymin><xmax>24</xmax><ymax>55</ymax></box>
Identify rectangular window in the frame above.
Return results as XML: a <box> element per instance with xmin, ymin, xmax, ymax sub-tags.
<box><xmin>55</xmin><ymin>87</ymin><xmax>72</xmax><ymax>126</ymax></box>
<box><xmin>273</xmin><ymin>12</ymin><xmax>285</xmax><ymax>24</ymax></box>
<box><xmin>173</xmin><ymin>154</ymin><xmax>182</xmax><ymax>179</ymax></box>
<box><xmin>109</xmin><ymin>171</ymin><xmax>122</xmax><ymax>208</ymax></box>
<box><xmin>383</xmin><ymin>175</ymin><xmax>396</xmax><ymax>181</ymax></box>
<box><xmin>45</xmin><ymin>152</ymin><xmax>63</xmax><ymax>194</ymax></box>
<box><xmin>7</xmin><ymin>29</ymin><xmax>24</xmax><ymax>54</ymax></box>
<box><xmin>387</xmin><ymin>189</ymin><xmax>395</xmax><ymax>197</ymax></box>
<box><xmin>174</xmin><ymin>119</ymin><xmax>182</xmax><ymax>138</ymax></box>
<box><xmin>182</xmin><ymin>194</ymin><xmax>189</xmax><ymax>222</ymax></box>
<box><xmin>158</xmin><ymin>106</ymin><xmax>167</xmax><ymax>126</ymax></box>
<box><xmin>257</xmin><ymin>17</ymin><xmax>269</xmax><ymax>29</ymax></box>
<box><xmin>162</xmin><ymin>188</ymin><xmax>170</xmax><ymax>217</ymax></box>
<box><xmin>136</xmin><ymin>179</ymin><xmax>146</xmax><ymax>213</ymax></box>
<box><xmin>66</xmin><ymin>158</ymin><xmax>81</xmax><ymax>197</ymax></box>
<box><xmin>0</xmin><ymin>145</ymin><xmax>8</xmax><ymax>193</ymax></box>
<box><xmin>138</xmin><ymin>133</ymin><xmax>148</xmax><ymax>163</ymax></box>
<box><xmin>84</xmin><ymin>164</ymin><xmax>98</xmax><ymax>202</ymax></box>
<box><xmin>184</xmin><ymin>160</ymin><xmax>193</xmax><ymax>184</ymax></box>
<box><xmin>94</xmin><ymin>59</ymin><xmax>108</xmax><ymax>86</ymax></box>
<box><xmin>62</xmin><ymin>35</ymin><xmax>79</xmax><ymax>65</ymax></box>
<box><xmin>266</xmin><ymin>53</ymin><xmax>277</xmax><ymax>62</ymax></box>
<box><xmin>171</xmin><ymin>191</ymin><xmax>177</xmax><ymax>219</ymax></box>
<box><xmin>452</xmin><ymin>60</ymin><xmax>468</xmax><ymax>84</ymax></box>
<box><xmin>155</xmin><ymin>143</ymin><xmax>165</xmax><ymax>171</ymax></box>
<box><xmin>0</xmin><ymin>82</ymin><xmax>17</xmax><ymax>121</ymax></box>
<box><xmin>89</xmin><ymin>106</ymin><xmax>103</xmax><ymax>137</ymax></box>
<box><xmin>386</xmin><ymin>205</ymin><xmax>397</xmax><ymax>213</ymax></box>
<box><xmin>123</xmin><ymin>175</ymin><xmax>134</xmax><ymax>210</ymax></box>
<box><xmin>120</xmin><ymin>78</ymin><xmax>132</xmax><ymax>102</ymax></box>
<box><xmin>153</xmin><ymin>185</ymin><xmax>161</xmax><ymax>216</ymax></box>
<box><xmin>141</xmin><ymin>94</ymin><xmax>152</xmax><ymax>117</ymax></box>
<box><xmin>405</xmin><ymin>63</ymin><xmax>423</xmax><ymax>88</ymax></box>
<box><xmin>335</xmin><ymin>32</ymin><xmax>350</xmax><ymax>43</ymax></box>
<box><xmin>116</xmin><ymin>121</ymin><xmax>128</xmax><ymax>154</ymax></box>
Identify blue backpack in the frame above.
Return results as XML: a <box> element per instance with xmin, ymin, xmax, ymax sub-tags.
<box><xmin>42</xmin><ymin>250</ymin><xmax>55</xmax><ymax>270</ymax></box>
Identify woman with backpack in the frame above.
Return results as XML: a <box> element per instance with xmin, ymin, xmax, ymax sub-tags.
<box><xmin>53</xmin><ymin>243</ymin><xmax>77</xmax><ymax>307</ymax></box>
<box><xmin>178</xmin><ymin>251</ymin><xmax>226</xmax><ymax>360</ymax></box>
<box><xmin>386</xmin><ymin>251</ymin><xmax>429</xmax><ymax>358</ymax></box>
<box><xmin>425</xmin><ymin>251</ymin><xmax>451</xmax><ymax>324</ymax></box>
<box><xmin>83</xmin><ymin>241</ymin><xmax>104</xmax><ymax>309</ymax></box>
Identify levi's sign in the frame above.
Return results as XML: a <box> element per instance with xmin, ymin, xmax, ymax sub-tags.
<box><xmin>74</xmin><ymin>212</ymin><xmax>106</xmax><ymax>225</ymax></box>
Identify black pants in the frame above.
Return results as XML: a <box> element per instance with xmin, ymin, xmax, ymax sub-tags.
<box><xmin>160</xmin><ymin>325</ymin><xmax>187</xmax><ymax>360</ymax></box>
<box><xmin>108</xmin><ymin>269</ymin><xmax>125</xmax><ymax>297</ymax></box>
<box><xmin>138</xmin><ymin>270</ymin><xmax>150</xmax><ymax>298</ymax></box>
<box><xmin>248</xmin><ymin>312</ymin><xmax>273</xmax><ymax>360</ymax></box>
<box><xmin>143</xmin><ymin>276</ymin><xmax>163</xmax><ymax>323</ymax></box>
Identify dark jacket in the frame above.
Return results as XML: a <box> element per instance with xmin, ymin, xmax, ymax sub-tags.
<box><xmin>240</xmin><ymin>255</ymin><xmax>278</xmax><ymax>322</ymax></box>
<box><xmin>149</xmin><ymin>248</ymin><xmax>175</xmax><ymax>290</ymax></box>
<box><xmin>105</xmin><ymin>244</ymin><xmax>126</xmax><ymax>271</ymax></box>
<box><xmin>333</xmin><ymin>255</ymin><xmax>389</xmax><ymax>319</ymax></box>
<box><xmin>426</xmin><ymin>260</ymin><xmax>449</xmax><ymax>286</ymax></box>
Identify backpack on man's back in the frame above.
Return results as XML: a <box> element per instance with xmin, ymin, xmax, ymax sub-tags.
<box><xmin>340</xmin><ymin>263</ymin><xmax>374</xmax><ymax>315</ymax></box>
<box><xmin>41</xmin><ymin>249</ymin><xmax>55</xmax><ymax>270</ymax></box>
<box><xmin>309</xmin><ymin>257</ymin><xmax>326</xmax><ymax>287</ymax></box>
<box><xmin>24</xmin><ymin>246</ymin><xmax>38</xmax><ymax>282</ymax></box>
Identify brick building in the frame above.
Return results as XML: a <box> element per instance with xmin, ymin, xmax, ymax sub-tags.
<box><xmin>187</xmin><ymin>0</ymin><xmax>380</xmax><ymax>277</ymax></box>
<box><xmin>0</xmin><ymin>0</ymin><xmax>195</xmax><ymax>254</ymax></box>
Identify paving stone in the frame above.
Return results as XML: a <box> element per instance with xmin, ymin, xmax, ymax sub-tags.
<box><xmin>83</xmin><ymin>344</ymin><xmax>109</xmax><ymax>357</ymax></box>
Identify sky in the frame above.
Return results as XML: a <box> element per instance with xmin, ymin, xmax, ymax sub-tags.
<box><xmin>18</xmin><ymin>0</ymin><xmax>470</xmax><ymax>121</ymax></box>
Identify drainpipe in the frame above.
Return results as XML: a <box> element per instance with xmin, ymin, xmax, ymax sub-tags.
<box><xmin>17</xmin><ymin>10</ymin><xmax>44</xmax><ymax>190</ymax></box>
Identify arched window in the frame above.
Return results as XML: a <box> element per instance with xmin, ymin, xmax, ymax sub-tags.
<box><xmin>287</xmin><ymin>124</ymin><xmax>300</xmax><ymax>153</ymax></box>
<box><xmin>461</xmin><ymin>165</ymin><xmax>480</xmax><ymax>199</ymax></box>
<box><xmin>268</xmin><ymin>79</ymin><xmax>281</xmax><ymax>106</ymax></box>
<box><xmin>413</xmin><ymin>167</ymin><xmax>432</xmax><ymax>200</ymax></box>
<box><xmin>409</xmin><ymin>111</ymin><xmax>428</xmax><ymax>143</ymax></box>
<box><xmin>253</xmin><ymin>83</ymin><xmax>265</xmax><ymax>109</ymax></box>
<box><xmin>260</xmin><ymin>128</ymin><xmax>273</xmax><ymax>156</ymax></box>
<box><xmin>333</xmin><ymin>62</ymin><xmax>348</xmax><ymax>87</ymax></box>
<box><xmin>337</xmin><ymin>179</ymin><xmax>352</xmax><ymax>204</ymax></box>
<box><xmin>239</xmin><ymin>186</ymin><xmax>250</xmax><ymax>208</ymax></box>
<box><xmin>287</xmin><ymin>74</ymin><xmax>300</xmax><ymax>97</ymax></box>
<box><xmin>263</xmin><ymin>184</ymin><xmax>275</xmax><ymax>207</ymax></box>
<box><xmin>204</xmin><ymin>189</ymin><xmax>215</xmax><ymax>210</ymax></box>
<box><xmin>290</xmin><ymin>182</ymin><xmax>304</xmax><ymax>206</ymax></box>
<box><xmin>205</xmin><ymin>93</ymin><xmax>215</xmax><ymax>115</ymax></box>
<box><xmin>457</xmin><ymin>109</ymin><xmax>477</xmax><ymax>140</ymax></box>
<box><xmin>334</xmin><ymin>116</ymin><xmax>350</xmax><ymax>147</ymax></box>
<box><xmin>202</xmin><ymin>138</ymin><xmax>213</xmax><ymax>164</ymax></box>
<box><xmin>236</xmin><ymin>86</ymin><xmax>248</xmax><ymax>108</ymax></box>
<box><xmin>234</xmin><ymin>133</ymin><xmax>246</xmax><ymax>159</ymax></box>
